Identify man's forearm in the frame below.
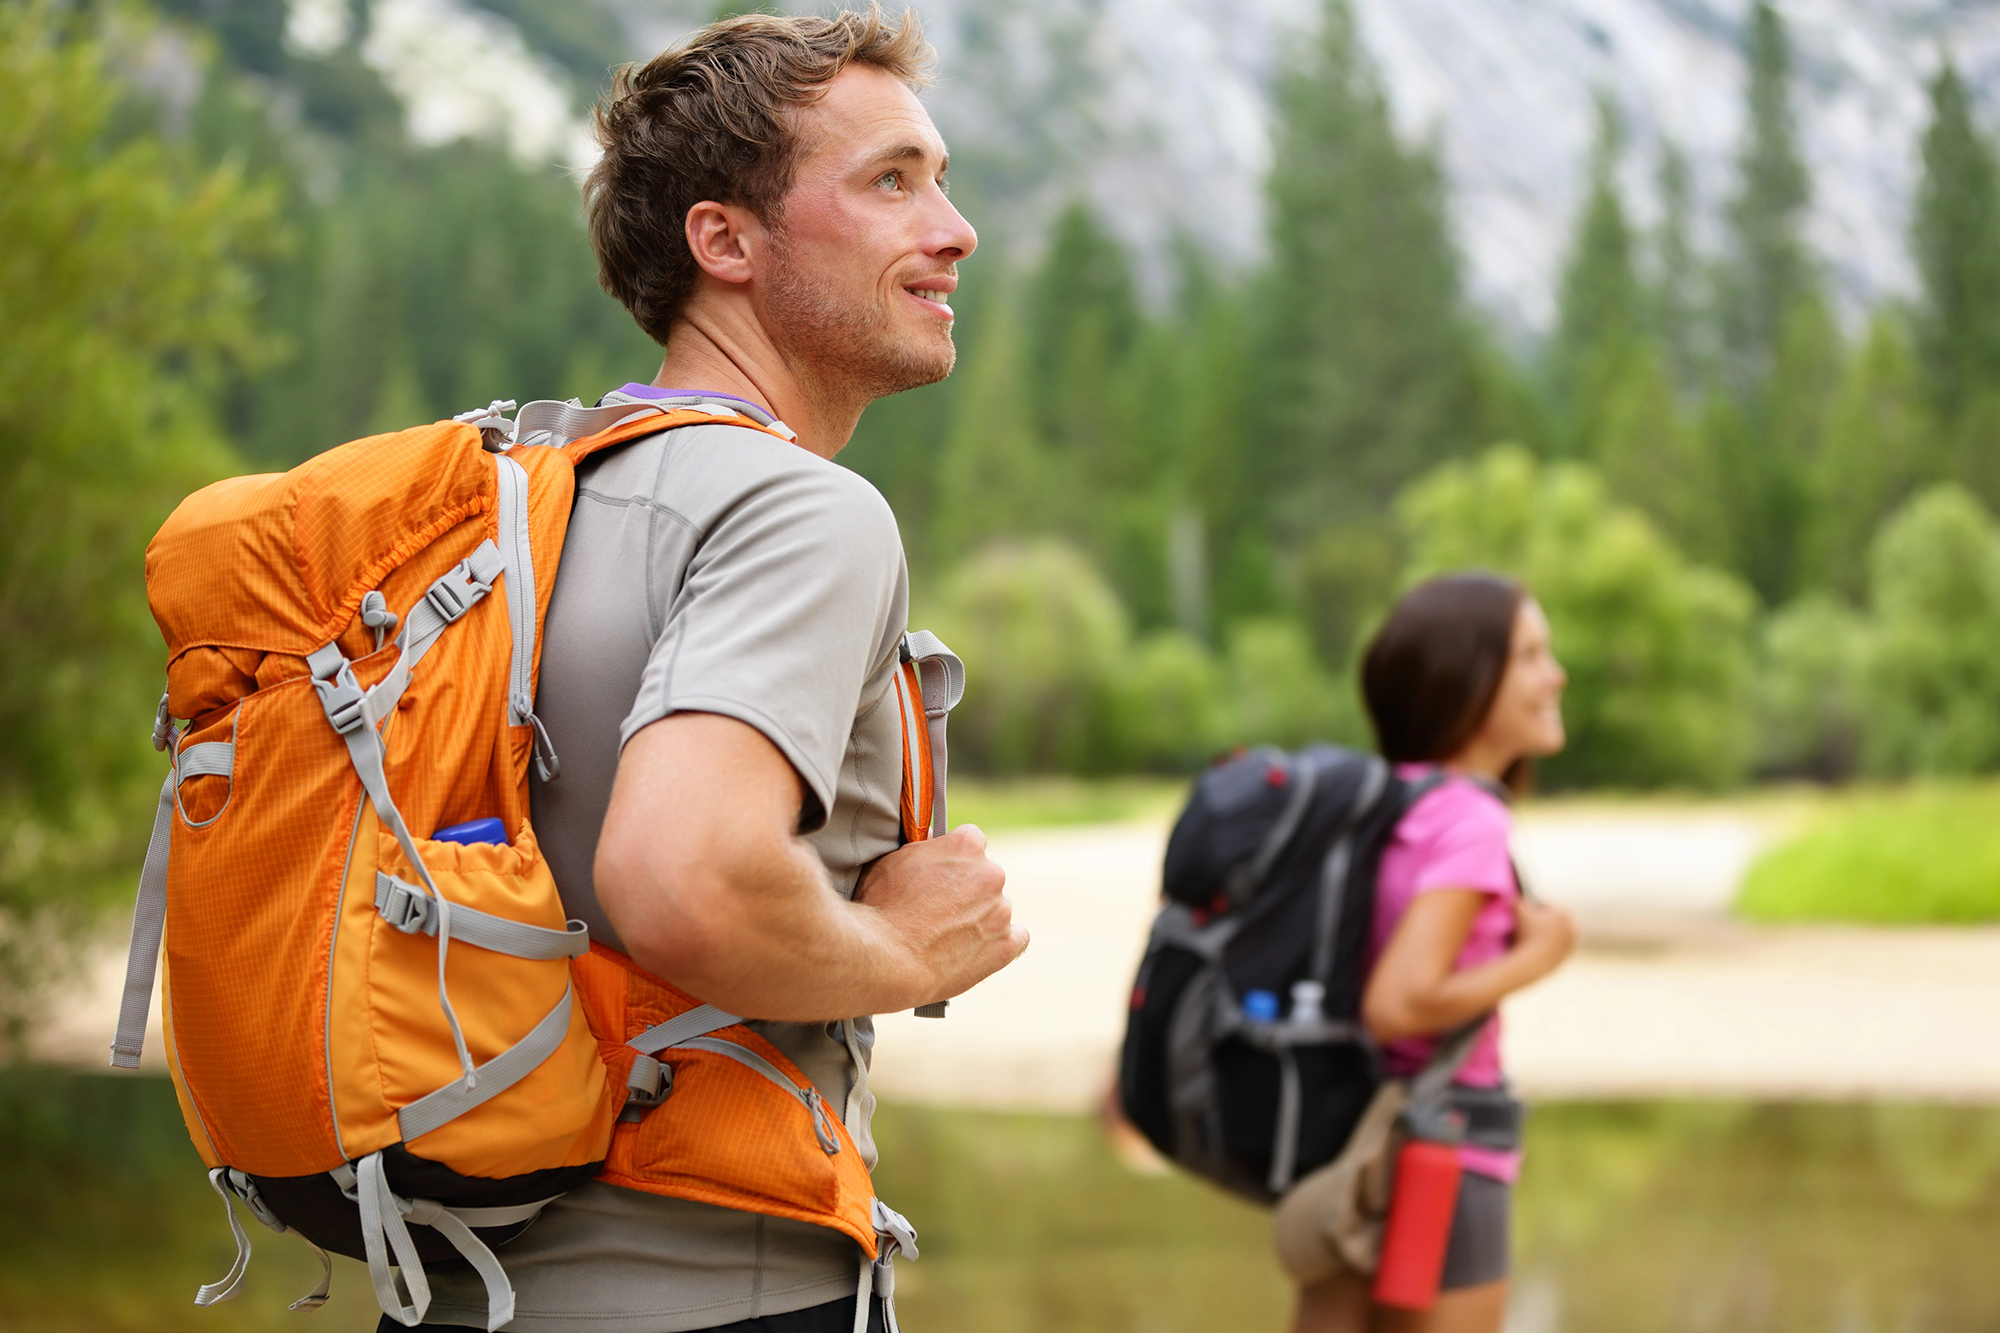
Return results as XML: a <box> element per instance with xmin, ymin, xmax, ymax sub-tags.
<box><xmin>606</xmin><ymin>833</ymin><xmax>939</xmax><ymax>1020</ymax></box>
<box><xmin>595</xmin><ymin>713</ymin><xmax>1020</xmax><ymax>1022</ymax></box>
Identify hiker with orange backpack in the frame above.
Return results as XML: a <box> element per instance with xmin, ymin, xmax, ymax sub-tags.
<box><xmin>114</xmin><ymin>10</ymin><xmax>1025</xmax><ymax>1333</ymax></box>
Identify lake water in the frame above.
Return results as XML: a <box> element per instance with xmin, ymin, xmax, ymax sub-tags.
<box><xmin>6</xmin><ymin>1070</ymin><xmax>1999</xmax><ymax>1332</ymax></box>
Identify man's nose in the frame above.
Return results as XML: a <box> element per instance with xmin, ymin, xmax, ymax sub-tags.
<box><xmin>928</xmin><ymin>192</ymin><xmax>977</xmax><ymax>261</ymax></box>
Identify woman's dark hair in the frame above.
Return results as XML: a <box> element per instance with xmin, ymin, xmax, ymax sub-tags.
<box><xmin>1360</xmin><ymin>573</ymin><xmax>1530</xmax><ymax>792</ymax></box>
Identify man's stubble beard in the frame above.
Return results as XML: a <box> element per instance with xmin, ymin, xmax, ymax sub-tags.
<box><xmin>763</xmin><ymin>239</ymin><xmax>957</xmax><ymax>405</ymax></box>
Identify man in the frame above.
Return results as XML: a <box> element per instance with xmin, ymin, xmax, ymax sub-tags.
<box><xmin>413</xmin><ymin>10</ymin><xmax>1026</xmax><ymax>1332</ymax></box>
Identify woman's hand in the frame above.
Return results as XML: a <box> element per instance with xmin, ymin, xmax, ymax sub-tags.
<box><xmin>1511</xmin><ymin>897</ymin><xmax>1576</xmax><ymax>981</ymax></box>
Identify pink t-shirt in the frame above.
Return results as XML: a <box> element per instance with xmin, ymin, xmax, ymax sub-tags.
<box><xmin>1368</xmin><ymin>765</ymin><xmax>1521</xmax><ymax>1181</ymax></box>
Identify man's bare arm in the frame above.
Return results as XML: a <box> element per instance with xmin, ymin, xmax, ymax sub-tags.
<box><xmin>594</xmin><ymin>711</ymin><xmax>1027</xmax><ymax>1020</ymax></box>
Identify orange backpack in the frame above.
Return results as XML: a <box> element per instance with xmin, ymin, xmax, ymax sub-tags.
<box><xmin>109</xmin><ymin>396</ymin><xmax>960</xmax><ymax>1331</ymax></box>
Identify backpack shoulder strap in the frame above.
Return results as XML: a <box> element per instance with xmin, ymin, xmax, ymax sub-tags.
<box><xmin>560</xmin><ymin>405</ymin><xmax>794</xmax><ymax>467</ymax></box>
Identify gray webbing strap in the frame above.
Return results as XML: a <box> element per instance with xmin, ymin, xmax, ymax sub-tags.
<box><xmin>619</xmin><ymin>1004</ymin><xmax>742</xmax><ymax>1121</ymax></box>
<box><xmin>854</xmin><ymin>1198</ymin><xmax>919</xmax><ymax>1333</ymax></box>
<box><xmin>1407</xmin><ymin>1016</ymin><xmax>1490</xmax><ymax>1111</ymax></box>
<box><xmin>1227</xmin><ymin>751</ymin><xmax>1319</xmax><ymax>905</ymax></box>
<box><xmin>338</xmin><ymin>542</ymin><xmax>505</xmax><ymax>731</ymax></box>
<box><xmin>840</xmin><ymin>1018</ymin><xmax>873</xmax><ymax>1147</ymax></box>
<box><xmin>375</xmin><ymin>873</ymin><xmax>588</xmax><ymax>960</ymax></box>
<box><xmin>901</xmin><ymin>631</ymin><xmax>963</xmax><ymax>835</ymax></box>
<box><xmin>1268</xmin><ymin>1048</ymin><xmax>1305</xmax><ymax>1194</ymax></box>
<box><xmin>511</xmin><ymin>400</ymin><xmax>669</xmax><ymax>449</ymax></box>
<box><xmin>358</xmin><ymin>1150</ymin><xmax>432</xmax><ymax>1326</ymax></box>
<box><xmin>407</xmin><ymin>1202</ymin><xmax>515</xmax><ymax>1332</ymax></box>
<box><xmin>1306</xmin><ymin>755</ymin><xmax>1391</xmax><ymax>982</ymax></box>
<box><xmin>329</xmin><ymin>707</ymin><xmax>478</xmax><ymax>1087</ymax></box>
<box><xmin>627</xmin><ymin>1003</ymin><xmax>741</xmax><ymax>1055</ymax></box>
<box><xmin>194</xmin><ymin>1168</ymin><xmax>253</xmax><ymax>1306</ymax></box>
<box><xmin>291</xmin><ymin>1237</ymin><xmax>333</xmax><ymax>1311</ymax></box>
<box><xmin>175</xmin><ymin>742</ymin><xmax>234</xmax><ymax>781</ymax></box>
<box><xmin>340</xmin><ymin>1155</ymin><xmax>550</xmax><ymax>1330</ymax></box>
<box><xmin>398</xmin><ymin>980</ymin><xmax>577</xmax><ymax>1143</ymax></box>
<box><xmin>109</xmin><ymin>774</ymin><xmax>174</xmax><ymax>1069</ymax></box>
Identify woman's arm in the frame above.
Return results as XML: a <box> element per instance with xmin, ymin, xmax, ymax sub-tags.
<box><xmin>1362</xmin><ymin>891</ymin><xmax>1575</xmax><ymax>1043</ymax></box>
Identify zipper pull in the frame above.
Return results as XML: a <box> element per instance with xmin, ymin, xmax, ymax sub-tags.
<box><xmin>513</xmin><ymin>692</ymin><xmax>562</xmax><ymax>781</ymax></box>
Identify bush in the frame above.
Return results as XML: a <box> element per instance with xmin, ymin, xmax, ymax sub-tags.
<box><xmin>1110</xmin><ymin>631</ymin><xmax>1230</xmax><ymax>770</ymax></box>
<box><xmin>1396</xmin><ymin>446</ymin><xmax>1757</xmax><ymax>788</ymax></box>
<box><xmin>1737</xmin><ymin>782</ymin><xmax>2000</xmax><ymax>922</ymax></box>
<box><xmin>1859</xmin><ymin>485</ymin><xmax>2000</xmax><ymax>776</ymax></box>
<box><xmin>925</xmin><ymin>540</ymin><xmax>1130</xmax><ymax>774</ymax></box>
<box><xmin>1219</xmin><ymin>618</ymin><xmax>1364</xmax><ymax>752</ymax></box>
<box><xmin>1754</xmin><ymin>594</ymin><xmax>1868</xmax><ymax>780</ymax></box>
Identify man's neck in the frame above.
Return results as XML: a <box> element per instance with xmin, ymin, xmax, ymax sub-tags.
<box><xmin>651</xmin><ymin>306</ymin><xmax>862</xmax><ymax>461</ymax></box>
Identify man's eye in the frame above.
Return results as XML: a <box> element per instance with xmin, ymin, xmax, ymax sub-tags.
<box><xmin>876</xmin><ymin>171</ymin><xmax>902</xmax><ymax>190</ymax></box>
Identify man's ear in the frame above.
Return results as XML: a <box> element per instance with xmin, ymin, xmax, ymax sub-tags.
<box><xmin>685</xmin><ymin>201</ymin><xmax>764</xmax><ymax>286</ymax></box>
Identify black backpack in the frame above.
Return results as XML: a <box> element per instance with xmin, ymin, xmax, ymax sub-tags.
<box><xmin>1117</xmin><ymin>744</ymin><xmax>1440</xmax><ymax>1204</ymax></box>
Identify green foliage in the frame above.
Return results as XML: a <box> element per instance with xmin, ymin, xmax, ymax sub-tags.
<box><xmin>925</xmin><ymin>542</ymin><xmax>1131</xmax><ymax>775</ymax></box>
<box><xmin>1752</xmin><ymin>594</ymin><xmax>1867</xmax><ymax>780</ymax></box>
<box><xmin>0</xmin><ymin>2</ymin><xmax>266</xmax><ymax>1041</ymax></box>
<box><xmin>176</xmin><ymin>1</ymin><xmax>653</xmax><ymax>467</ymax></box>
<box><xmin>1718</xmin><ymin>0</ymin><xmax>1816</xmax><ymax>392</ymax></box>
<box><xmin>1738</xmin><ymin>782</ymin><xmax>2000</xmax><ymax>922</ymax></box>
<box><xmin>1912</xmin><ymin>59</ymin><xmax>2000</xmax><ymax>431</ymax></box>
<box><xmin>1805</xmin><ymin>313</ymin><xmax>1939</xmax><ymax>599</ymax></box>
<box><xmin>1859</xmin><ymin>484</ymin><xmax>2000</xmax><ymax>776</ymax></box>
<box><xmin>1251</xmin><ymin>0</ymin><xmax>1477</xmax><ymax>531</ymax></box>
<box><xmin>1221</xmin><ymin>619</ymin><xmax>1361</xmax><ymax>753</ymax></box>
<box><xmin>1110</xmin><ymin>632</ymin><xmax>1230</xmax><ymax>771</ymax></box>
<box><xmin>1549</xmin><ymin>94</ymin><xmax>1645</xmax><ymax>455</ymax></box>
<box><xmin>1592</xmin><ymin>345</ymin><xmax>1725</xmax><ymax>564</ymax></box>
<box><xmin>1398</xmin><ymin>447</ymin><xmax>1756</xmax><ymax>787</ymax></box>
<box><xmin>941</xmin><ymin>775</ymin><xmax>1189</xmax><ymax>832</ymax></box>
<box><xmin>1651</xmin><ymin>141</ymin><xmax>1707</xmax><ymax>394</ymax></box>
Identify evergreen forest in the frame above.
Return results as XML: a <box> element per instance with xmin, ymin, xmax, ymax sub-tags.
<box><xmin>8</xmin><ymin>0</ymin><xmax>2000</xmax><ymax>1004</ymax></box>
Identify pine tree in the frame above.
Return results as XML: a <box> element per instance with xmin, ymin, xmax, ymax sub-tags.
<box><xmin>1549</xmin><ymin>93</ymin><xmax>1645</xmax><ymax>455</ymax></box>
<box><xmin>1806</xmin><ymin>313</ymin><xmax>1939</xmax><ymax>599</ymax></box>
<box><xmin>930</xmin><ymin>286</ymin><xmax>1051</xmax><ymax>566</ymax></box>
<box><xmin>1023</xmin><ymin>200</ymin><xmax>1141</xmax><ymax>481</ymax></box>
<box><xmin>1653</xmin><ymin>141</ymin><xmax>1705</xmax><ymax>394</ymax></box>
<box><xmin>1252</xmin><ymin>0</ymin><xmax>1476</xmax><ymax>532</ymax></box>
<box><xmin>1911</xmin><ymin>57</ymin><xmax>2000</xmax><ymax>430</ymax></box>
<box><xmin>1718</xmin><ymin>0</ymin><xmax>1815</xmax><ymax>393</ymax></box>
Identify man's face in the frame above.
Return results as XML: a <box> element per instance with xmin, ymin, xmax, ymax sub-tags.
<box><xmin>759</xmin><ymin>64</ymin><xmax>976</xmax><ymax>400</ymax></box>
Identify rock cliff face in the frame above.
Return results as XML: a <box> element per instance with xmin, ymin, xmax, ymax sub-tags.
<box><xmin>904</xmin><ymin>0</ymin><xmax>2000</xmax><ymax>332</ymax></box>
<box><xmin>317</xmin><ymin>0</ymin><xmax>2000</xmax><ymax>331</ymax></box>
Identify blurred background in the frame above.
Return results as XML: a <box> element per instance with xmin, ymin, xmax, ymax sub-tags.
<box><xmin>8</xmin><ymin>0</ymin><xmax>2000</xmax><ymax>1328</ymax></box>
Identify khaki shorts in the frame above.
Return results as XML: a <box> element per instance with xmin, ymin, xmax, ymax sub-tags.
<box><xmin>1273</xmin><ymin>1082</ymin><xmax>1512</xmax><ymax>1291</ymax></box>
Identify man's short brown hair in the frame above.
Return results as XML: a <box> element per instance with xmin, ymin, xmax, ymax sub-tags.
<box><xmin>585</xmin><ymin>7</ymin><xmax>934</xmax><ymax>346</ymax></box>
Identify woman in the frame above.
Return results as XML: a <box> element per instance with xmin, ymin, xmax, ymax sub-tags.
<box><xmin>1293</xmin><ymin>573</ymin><xmax>1577</xmax><ymax>1333</ymax></box>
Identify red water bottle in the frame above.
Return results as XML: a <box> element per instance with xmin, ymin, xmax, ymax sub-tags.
<box><xmin>1372</xmin><ymin>1138</ymin><xmax>1462</xmax><ymax>1309</ymax></box>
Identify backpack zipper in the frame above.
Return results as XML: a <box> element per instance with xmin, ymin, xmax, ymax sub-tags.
<box><xmin>675</xmin><ymin>1035</ymin><xmax>842</xmax><ymax>1154</ymax></box>
<box><xmin>493</xmin><ymin>455</ymin><xmax>560</xmax><ymax>780</ymax></box>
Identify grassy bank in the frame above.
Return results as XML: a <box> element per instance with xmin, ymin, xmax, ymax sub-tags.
<box><xmin>1737</xmin><ymin>780</ymin><xmax>2000</xmax><ymax>923</ymax></box>
<box><xmin>943</xmin><ymin>775</ymin><xmax>1189</xmax><ymax>832</ymax></box>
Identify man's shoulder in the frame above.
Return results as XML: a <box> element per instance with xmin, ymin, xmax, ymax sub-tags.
<box><xmin>580</xmin><ymin>421</ymin><xmax>897</xmax><ymax>539</ymax></box>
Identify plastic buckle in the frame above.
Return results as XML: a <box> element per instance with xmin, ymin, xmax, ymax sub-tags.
<box><xmin>619</xmin><ymin>1056</ymin><xmax>673</xmax><ymax>1122</ymax></box>
<box><xmin>310</xmin><ymin>659</ymin><xmax>370</xmax><ymax>735</ymax></box>
<box><xmin>424</xmin><ymin>576</ymin><xmax>471</xmax><ymax>625</ymax></box>
<box><xmin>151</xmin><ymin>693</ymin><xmax>175</xmax><ymax>752</ymax></box>
<box><xmin>378</xmin><ymin>879</ymin><xmax>435</xmax><ymax>935</ymax></box>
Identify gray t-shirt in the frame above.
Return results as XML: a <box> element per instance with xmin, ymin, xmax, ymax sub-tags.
<box><xmin>424</xmin><ymin>397</ymin><xmax>912</xmax><ymax>1331</ymax></box>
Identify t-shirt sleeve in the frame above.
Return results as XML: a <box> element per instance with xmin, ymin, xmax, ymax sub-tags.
<box><xmin>621</xmin><ymin>455</ymin><xmax>904</xmax><ymax>830</ymax></box>
<box><xmin>1404</xmin><ymin>783</ymin><xmax>1517</xmax><ymax>901</ymax></box>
